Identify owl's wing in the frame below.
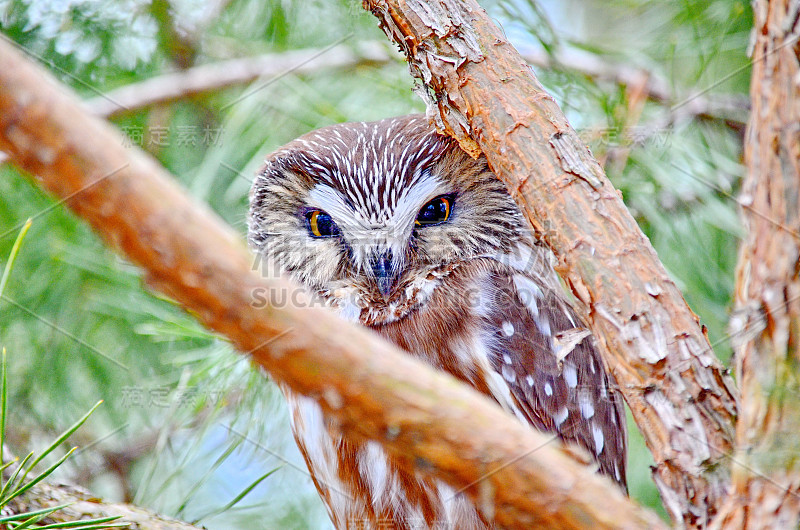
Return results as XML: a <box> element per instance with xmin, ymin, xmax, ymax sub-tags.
<box><xmin>480</xmin><ymin>268</ymin><xmax>628</xmax><ymax>491</ymax></box>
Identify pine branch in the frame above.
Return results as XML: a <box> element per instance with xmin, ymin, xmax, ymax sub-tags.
<box><xmin>86</xmin><ymin>42</ymin><xmax>396</xmax><ymax>118</ymax></box>
<box><xmin>518</xmin><ymin>44</ymin><xmax>748</xmax><ymax>126</ymax></box>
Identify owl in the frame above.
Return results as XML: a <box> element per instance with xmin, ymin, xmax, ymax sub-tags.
<box><xmin>248</xmin><ymin>115</ymin><xmax>627</xmax><ymax>529</ymax></box>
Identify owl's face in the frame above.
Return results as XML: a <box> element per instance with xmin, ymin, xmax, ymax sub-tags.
<box><xmin>248</xmin><ymin>115</ymin><xmax>530</xmax><ymax>315</ymax></box>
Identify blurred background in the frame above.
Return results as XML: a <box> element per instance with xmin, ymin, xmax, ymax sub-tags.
<box><xmin>0</xmin><ymin>0</ymin><xmax>751</xmax><ymax>527</ymax></box>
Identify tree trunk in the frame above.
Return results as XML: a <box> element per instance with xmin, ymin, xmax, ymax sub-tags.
<box><xmin>712</xmin><ymin>1</ymin><xmax>800</xmax><ymax>527</ymax></box>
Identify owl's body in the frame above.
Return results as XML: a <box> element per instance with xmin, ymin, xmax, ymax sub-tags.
<box><xmin>248</xmin><ymin>115</ymin><xmax>626</xmax><ymax>529</ymax></box>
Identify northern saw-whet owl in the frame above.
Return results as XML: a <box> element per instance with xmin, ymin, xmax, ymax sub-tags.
<box><xmin>248</xmin><ymin>115</ymin><xmax>627</xmax><ymax>529</ymax></box>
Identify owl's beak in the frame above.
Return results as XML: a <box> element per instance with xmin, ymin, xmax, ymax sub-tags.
<box><xmin>370</xmin><ymin>250</ymin><xmax>396</xmax><ymax>297</ymax></box>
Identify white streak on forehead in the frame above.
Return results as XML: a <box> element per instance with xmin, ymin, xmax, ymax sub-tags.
<box><xmin>308</xmin><ymin>169</ymin><xmax>447</xmax><ymax>231</ymax></box>
<box><xmin>307</xmin><ymin>170</ymin><xmax>448</xmax><ymax>272</ymax></box>
<box><xmin>308</xmin><ymin>184</ymin><xmax>360</xmax><ymax>226</ymax></box>
<box><xmin>390</xmin><ymin>170</ymin><xmax>447</xmax><ymax>228</ymax></box>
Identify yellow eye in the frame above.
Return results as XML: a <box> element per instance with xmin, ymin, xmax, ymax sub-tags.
<box><xmin>415</xmin><ymin>195</ymin><xmax>454</xmax><ymax>227</ymax></box>
<box><xmin>306</xmin><ymin>210</ymin><xmax>340</xmax><ymax>238</ymax></box>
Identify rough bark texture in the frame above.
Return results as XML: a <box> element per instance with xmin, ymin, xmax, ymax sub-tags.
<box><xmin>712</xmin><ymin>1</ymin><xmax>800</xmax><ymax>527</ymax></box>
<box><xmin>362</xmin><ymin>0</ymin><xmax>739</xmax><ymax>526</ymax></box>
<box><xmin>0</xmin><ymin>37</ymin><xmax>663</xmax><ymax>529</ymax></box>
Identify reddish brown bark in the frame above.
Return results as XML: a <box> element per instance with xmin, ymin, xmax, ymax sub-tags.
<box><xmin>362</xmin><ymin>0</ymin><xmax>738</xmax><ymax>525</ymax></box>
<box><xmin>0</xmin><ymin>37</ymin><xmax>662</xmax><ymax>529</ymax></box>
<box><xmin>712</xmin><ymin>1</ymin><xmax>800</xmax><ymax>527</ymax></box>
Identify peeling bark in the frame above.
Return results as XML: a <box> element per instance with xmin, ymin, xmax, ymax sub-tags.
<box><xmin>712</xmin><ymin>1</ymin><xmax>800</xmax><ymax>527</ymax></box>
<box><xmin>363</xmin><ymin>0</ymin><xmax>738</xmax><ymax>525</ymax></box>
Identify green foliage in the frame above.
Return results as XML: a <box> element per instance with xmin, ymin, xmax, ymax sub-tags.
<box><xmin>0</xmin><ymin>0</ymin><xmax>159</xmax><ymax>85</ymax></box>
<box><xmin>0</xmin><ymin>0</ymin><xmax>752</xmax><ymax>527</ymax></box>
<box><xmin>0</xmin><ymin>388</ymin><xmax>125</xmax><ymax>529</ymax></box>
<box><xmin>1</xmin><ymin>238</ymin><xmax>124</xmax><ymax>528</ymax></box>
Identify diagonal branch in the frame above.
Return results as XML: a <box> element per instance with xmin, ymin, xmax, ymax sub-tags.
<box><xmin>0</xmin><ymin>36</ymin><xmax>662</xmax><ymax>529</ymax></box>
<box><xmin>362</xmin><ymin>0</ymin><xmax>738</xmax><ymax>526</ymax></box>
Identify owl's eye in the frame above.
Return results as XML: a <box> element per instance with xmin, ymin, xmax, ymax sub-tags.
<box><xmin>415</xmin><ymin>195</ymin><xmax>454</xmax><ymax>227</ymax></box>
<box><xmin>306</xmin><ymin>210</ymin><xmax>340</xmax><ymax>238</ymax></box>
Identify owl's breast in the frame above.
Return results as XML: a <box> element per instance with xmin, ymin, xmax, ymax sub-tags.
<box><xmin>365</xmin><ymin>258</ymin><xmax>513</xmax><ymax>395</ymax></box>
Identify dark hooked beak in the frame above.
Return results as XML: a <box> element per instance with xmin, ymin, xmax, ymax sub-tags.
<box><xmin>370</xmin><ymin>250</ymin><xmax>396</xmax><ymax>297</ymax></box>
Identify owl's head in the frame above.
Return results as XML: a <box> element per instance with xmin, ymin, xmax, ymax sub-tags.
<box><xmin>248</xmin><ymin>115</ymin><xmax>529</xmax><ymax>313</ymax></box>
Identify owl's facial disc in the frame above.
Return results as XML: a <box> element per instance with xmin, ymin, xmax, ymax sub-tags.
<box><xmin>306</xmin><ymin>177</ymin><xmax>452</xmax><ymax>298</ymax></box>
